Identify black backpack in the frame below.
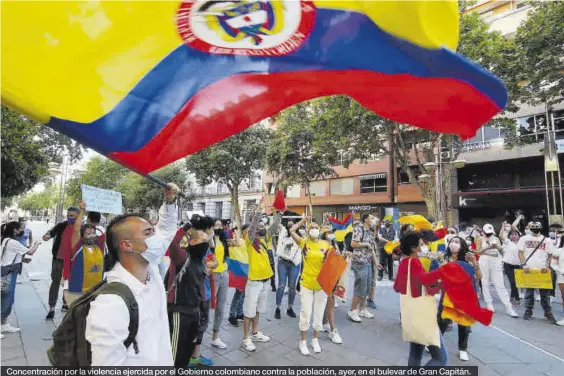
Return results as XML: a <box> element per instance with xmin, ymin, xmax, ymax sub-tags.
<box><xmin>47</xmin><ymin>280</ymin><xmax>140</xmax><ymax>366</ymax></box>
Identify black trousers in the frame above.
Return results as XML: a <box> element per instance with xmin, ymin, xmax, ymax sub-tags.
<box><xmin>169</xmin><ymin>311</ymin><xmax>200</xmax><ymax>367</ymax></box>
<box><xmin>197</xmin><ymin>299</ymin><xmax>210</xmax><ymax>345</ymax></box>
<box><xmin>525</xmin><ymin>288</ymin><xmax>551</xmax><ymax>313</ymax></box>
<box><xmin>503</xmin><ymin>263</ymin><xmax>521</xmax><ymax>301</ymax></box>
<box><xmin>438</xmin><ymin>303</ymin><xmax>470</xmax><ymax>351</ymax></box>
<box><xmin>378</xmin><ymin>249</ymin><xmax>394</xmax><ymax>279</ymax></box>
<box><xmin>267</xmin><ymin>250</ymin><xmax>276</xmax><ymax>290</ymax></box>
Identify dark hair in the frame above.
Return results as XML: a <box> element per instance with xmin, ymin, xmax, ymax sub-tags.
<box><xmin>18</xmin><ymin>217</ymin><xmax>27</xmax><ymax>223</ymax></box>
<box><xmin>508</xmin><ymin>229</ymin><xmax>520</xmax><ymax>239</ymax></box>
<box><xmin>67</xmin><ymin>206</ymin><xmax>80</xmax><ymax>213</ymax></box>
<box><xmin>191</xmin><ymin>214</ymin><xmax>214</xmax><ymax>231</ymax></box>
<box><xmin>80</xmin><ymin>224</ymin><xmax>97</xmax><ymax>237</ymax></box>
<box><xmin>400</xmin><ymin>231</ymin><xmax>421</xmax><ymax>256</ymax></box>
<box><xmin>559</xmin><ymin>235</ymin><xmax>564</xmax><ymax>249</ymax></box>
<box><xmin>87</xmin><ymin>211</ymin><xmax>102</xmax><ymax>224</ymax></box>
<box><xmin>361</xmin><ymin>213</ymin><xmax>371</xmax><ymax>223</ymax></box>
<box><xmin>399</xmin><ymin>223</ymin><xmax>412</xmax><ymax>238</ymax></box>
<box><xmin>1</xmin><ymin>221</ymin><xmax>22</xmax><ymax>241</ymax></box>
<box><xmin>242</xmin><ymin>224</ymin><xmax>251</xmax><ymax>232</ymax></box>
<box><xmin>445</xmin><ymin>236</ymin><xmax>470</xmax><ymax>262</ymax></box>
<box><xmin>105</xmin><ymin>214</ymin><xmax>143</xmax><ymax>270</ymax></box>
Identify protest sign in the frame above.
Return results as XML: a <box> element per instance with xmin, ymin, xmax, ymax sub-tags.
<box><xmin>81</xmin><ymin>184</ymin><xmax>123</xmax><ymax>215</ymax></box>
<box><xmin>515</xmin><ymin>269</ymin><xmax>553</xmax><ymax>289</ymax></box>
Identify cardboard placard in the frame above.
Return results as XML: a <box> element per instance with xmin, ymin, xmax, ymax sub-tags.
<box><xmin>81</xmin><ymin>184</ymin><xmax>123</xmax><ymax>215</ymax></box>
<box><xmin>514</xmin><ymin>269</ymin><xmax>553</xmax><ymax>289</ymax></box>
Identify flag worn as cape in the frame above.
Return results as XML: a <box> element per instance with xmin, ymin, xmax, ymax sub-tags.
<box><xmin>327</xmin><ymin>214</ymin><xmax>353</xmax><ymax>242</ymax></box>
<box><xmin>1</xmin><ymin>1</ymin><xmax>507</xmax><ymax>175</ymax></box>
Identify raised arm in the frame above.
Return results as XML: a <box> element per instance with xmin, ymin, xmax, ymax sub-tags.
<box><xmin>71</xmin><ymin>201</ymin><xmax>86</xmax><ymax>249</ymax></box>
<box><xmin>289</xmin><ymin>216</ymin><xmax>307</xmax><ymax>245</ymax></box>
<box><xmin>155</xmin><ymin>183</ymin><xmax>179</xmax><ymax>249</ymax></box>
<box><xmin>267</xmin><ymin>209</ymin><xmax>282</xmax><ymax>238</ymax></box>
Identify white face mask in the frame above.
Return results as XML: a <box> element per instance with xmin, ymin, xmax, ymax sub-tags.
<box><xmin>139</xmin><ymin>234</ymin><xmax>167</xmax><ymax>264</ymax></box>
<box><xmin>449</xmin><ymin>242</ymin><xmax>461</xmax><ymax>253</ymax></box>
<box><xmin>309</xmin><ymin>229</ymin><xmax>320</xmax><ymax>239</ymax></box>
<box><xmin>261</xmin><ymin>217</ymin><xmax>268</xmax><ymax>224</ymax></box>
<box><xmin>327</xmin><ymin>234</ymin><xmax>335</xmax><ymax>241</ymax></box>
<box><xmin>420</xmin><ymin>244</ymin><xmax>429</xmax><ymax>253</ymax></box>
<box><xmin>370</xmin><ymin>218</ymin><xmax>378</xmax><ymax>227</ymax></box>
<box><xmin>298</xmin><ymin>229</ymin><xmax>306</xmax><ymax>236</ymax></box>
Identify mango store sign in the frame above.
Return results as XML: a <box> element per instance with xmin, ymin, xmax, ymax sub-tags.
<box><xmin>81</xmin><ymin>184</ymin><xmax>123</xmax><ymax>215</ymax></box>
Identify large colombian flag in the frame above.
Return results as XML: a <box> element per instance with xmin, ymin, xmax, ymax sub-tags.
<box><xmin>1</xmin><ymin>1</ymin><xmax>507</xmax><ymax>175</ymax></box>
<box><xmin>327</xmin><ymin>214</ymin><xmax>353</xmax><ymax>242</ymax></box>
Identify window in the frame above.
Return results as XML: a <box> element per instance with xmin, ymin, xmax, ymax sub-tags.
<box><xmin>286</xmin><ymin>184</ymin><xmax>301</xmax><ymax>198</ymax></box>
<box><xmin>398</xmin><ymin>167</ymin><xmax>419</xmax><ymax>184</ymax></box>
<box><xmin>215</xmin><ymin>202</ymin><xmax>223</xmax><ymax>219</ymax></box>
<box><xmin>330</xmin><ymin>178</ymin><xmax>354</xmax><ymax>195</ymax></box>
<box><xmin>308</xmin><ymin>181</ymin><xmax>326</xmax><ymax>197</ymax></box>
<box><xmin>199</xmin><ymin>202</ymin><xmax>206</xmax><ymax>213</ymax></box>
<box><xmin>244</xmin><ymin>199</ymin><xmax>256</xmax><ymax>210</ymax></box>
<box><xmin>334</xmin><ymin>151</ymin><xmax>351</xmax><ymax>166</ymax></box>
<box><xmin>553</xmin><ymin>110</ymin><xmax>564</xmax><ymax>140</ymax></box>
<box><xmin>517</xmin><ymin>114</ymin><xmax>547</xmax><ymax>142</ymax></box>
<box><xmin>359</xmin><ymin>173</ymin><xmax>387</xmax><ymax>193</ymax></box>
<box><xmin>186</xmin><ymin>202</ymin><xmax>194</xmax><ymax>211</ymax></box>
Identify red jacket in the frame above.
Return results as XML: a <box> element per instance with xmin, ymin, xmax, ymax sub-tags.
<box><xmin>394</xmin><ymin>257</ymin><xmax>441</xmax><ymax>297</ymax></box>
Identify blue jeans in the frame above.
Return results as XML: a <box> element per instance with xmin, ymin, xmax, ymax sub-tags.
<box><xmin>229</xmin><ymin>289</ymin><xmax>245</xmax><ymax>318</ymax></box>
<box><xmin>408</xmin><ymin>335</ymin><xmax>448</xmax><ymax>366</ymax></box>
<box><xmin>1</xmin><ymin>272</ymin><xmax>18</xmax><ymax>324</ymax></box>
<box><xmin>276</xmin><ymin>259</ymin><xmax>300</xmax><ymax>307</ymax></box>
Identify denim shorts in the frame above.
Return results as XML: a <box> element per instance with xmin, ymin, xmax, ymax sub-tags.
<box><xmin>351</xmin><ymin>262</ymin><xmax>371</xmax><ymax>297</ymax></box>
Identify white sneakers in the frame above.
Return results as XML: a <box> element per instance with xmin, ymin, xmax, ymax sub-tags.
<box><xmin>1</xmin><ymin>324</ymin><xmax>21</xmax><ymax>333</ymax></box>
<box><xmin>329</xmin><ymin>329</ymin><xmax>342</xmax><ymax>344</ymax></box>
<box><xmin>334</xmin><ymin>300</ymin><xmax>339</xmax><ymax>308</ymax></box>
<box><xmin>322</xmin><ymin>323</ymin><xmax>331</xmax><ymax>332</ymax></box>
<box><xmin>242</xmin><ymin>337</ymin><xmax>256</xmax><ymax>352</ymax></box>
<box><xmin>506</xmin><ymin>307</ymin><xmax>518</xmax><ymax>318</ymax></box>
<box><xmin>242</xmin><ymin>332</ymin><xmax>269</xmax><ymax>352</ymax></box>
<box><xmin>486</xmin><ymin>303</ymin><xmax>495</xmax><ymax>312</ymax></box>
<box><xmin>250</xmin><ymin>331</ymin><xmax>270</xmax><ymax>342</ymax></box>
<box><xmin>311</xmin><ymin>338</ymin><xmax>321</xmax><ymax>353</ymax></box>
<box><xmin>211</xmin><ymin>337</ymin><xmax>227</xmax><ymax>349</ymax></box>
<box><xmin>459</xmin><ymin>351</ymin><xmax>469</xmax><ymax>361</ymax></box>
<box><xmin>348</xmin><ymin>310</ymin><xmax>362</xmax><ymax>323</ymax></box>
<box><xmin>299</xmin><ymin>340</ymin><xmax>310</xmax><ymax>356</ymax></box>
<box><xmin>557</xmin><ymin>319</ymin><xmax>564</xmax><ymax>326</ymax></box>
<box><xmin>359</xmin><ymin>309</ymin><xmax>374</xmax><ymax>319</ymax></box>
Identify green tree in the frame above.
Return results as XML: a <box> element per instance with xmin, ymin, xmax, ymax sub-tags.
<box><xmin>515</xmin><ymin>1</ymin><xmax>564</xmax><ymax>111</ymax></box>
<box><xmin>266</xmin><ymin>103</ymin><xmax>338</xmax><ymax>216</ymax></box>
<box><xmin>1</xmin><ymin>105</ymin><xmax>84</xmax><ymax>199</ymax></box>
<box><xmin>185</xmin><ymin>125</ymin><xmax>271</xmax><ymax>229</ymax></box>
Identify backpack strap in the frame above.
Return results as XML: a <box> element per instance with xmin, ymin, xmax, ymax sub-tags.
<box><xmin>98</xmin><ymin>282</ymin><xmax>140</xmax><ymax>354</ymax></box>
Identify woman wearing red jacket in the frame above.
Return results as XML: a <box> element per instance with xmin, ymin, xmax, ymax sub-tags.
<box><xmin>394</xmin><ymin>232</ymin><xmax>448</xmax><ymax>366</ymax></box>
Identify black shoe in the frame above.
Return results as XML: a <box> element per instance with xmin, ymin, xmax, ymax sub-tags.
<box><xmin>287</xmin><ymin>307</ymin><xmax>297</xmax><ymax>318</ymax></box>
<box><xmin>389</xmin><ymin>277</ymin><xmax>394</xmax><ymax>281</ymax></box>
<box><xmin>228</xmin><ymin>317</ymin><xmax>239</xmax><ymax>327</ymax></box>
<box><xmin>377</xmin><ymin>276</ymin><xmax>383</xmax><ymax>282</ymax></box>
<box><xmin>61</xmin><ymin>304</ymin><xmax>69</xmax><ymax>312</ymax></box>
<box><xmin>523</xmin><ymin>309</ymin><xmax>533</xmax><ymax>320</ymax></box>
<box><xmin>275</xmin><ymin>308</ymin><xmax>281</xmax><ymax>320</ymax></box>
<box><xmin>545</xmin><ymin>312</ymin><xmax>557</xmax><ymax>324</ymax></box>
<box><xmin>271</xmin><ymin>287</ymin><xmax>277</xmax><ymax>292</ymax></box>
<box><xmin>46</xmin><ymin>310</ymin><xmax>55</xmax><ymax>320</ymax></box>
<box><xmin>237</xmin><ymin>314</ymin><xmax>244</xmax><ymax>321</ymax></box>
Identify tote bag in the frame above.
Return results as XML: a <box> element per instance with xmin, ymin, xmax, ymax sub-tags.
<box><xmin>317</xmin><ymin>249</ymin><xmax>348</xmax><ymax>296</ymax></box>
<box><xmin>400</xmin><ymin>258</ymin><xmax>441</xmax><ymax>347</ymax></box>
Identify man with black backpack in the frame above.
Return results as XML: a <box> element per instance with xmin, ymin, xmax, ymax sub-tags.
<box><xmin>47</xmin><ymin>183</ymin><xmax>180</xmax><ymax>366</ymax></box>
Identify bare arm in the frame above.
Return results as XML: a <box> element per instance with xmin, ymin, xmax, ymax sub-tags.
<box><xmin>71</xmin><ymin>201</ymin><xmax>86</xmax><ymax>249</ymax></box>
<box><xmin>267</xmin><ymin>210</ymin><xmax>282</xmax><ymax>238</ymax></box>
<box><xmin>290</xmin><ymin>216</ymin><xmax>306</xmax><ymax>245</ymax></box>
<box><xmin>28</xmin><ymin>230</ymin><xmax>33</xmax><ymax>248</ymax></box>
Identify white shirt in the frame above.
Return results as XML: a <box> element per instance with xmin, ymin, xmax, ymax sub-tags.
<box><xmin>517</xmin><ymin>234</ymin><xmax>555</xmax><ymax>269</ymax></box>
<box><xmin>480</xmin><ymin>235</ymin><xmax>501</xmax><ymax>256</ymax></box>
<box><xmin>276</xmin><ymin>226</ymin><xmax>302</xmax><ymax>266</ymax></box>
<box><xmin>550</xmin><ymin>248</ymin><xmax>564</xmax><ymax>284</ymax></box>
<box><xmin>1</xmin><ymin>238</ymin><xmax>28</xmax><ymax>266</ymax></box>
<box><xmin>502</xmin><ymin>239</ymin><xmax>521</xmax><ymax>266</ymax></box>
<box><xmin>85</xmin><ymin>201</ymin><xmax>177</xmax><ymax>366</ymax></box>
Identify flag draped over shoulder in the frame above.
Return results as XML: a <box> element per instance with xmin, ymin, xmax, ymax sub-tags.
<box><xmin>225</xmin><ymin>244</ymin><xmax>249</xmax><ymax>291</ymax></box>
<box><xmin>327</xmin><ymin>214</ymin><xmax>353</xmax><ymax>242</ymax></box>
<box><xmin>2</xmin><ymin>1</ymin><xmax>507</xmax><ymax>174</ymax></box>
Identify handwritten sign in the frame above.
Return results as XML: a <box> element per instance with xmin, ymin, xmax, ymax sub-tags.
<box><xmin>514</xmin><ymin>269</ymin><xmax>553</xmax><ymax>289</ymax></box>
<box><xmin>81</xmin><ymin>184</ymin><xmax>123</xmax><ymax>215</ymax></box>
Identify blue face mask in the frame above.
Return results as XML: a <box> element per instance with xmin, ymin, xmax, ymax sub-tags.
<box><xmin>67</xmin><ymin>218</ymin><xmax>76</xmax><ymax>224</ymax></box>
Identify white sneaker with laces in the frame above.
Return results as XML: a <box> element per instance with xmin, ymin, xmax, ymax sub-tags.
<box><xmin>329</xmin><ymin>329</ymin><xmax>342</xmax><ymax>344</ymax></box>
<box><xmin>506</xmin><ymin>307</ymin><xmax>518</xmax><ymax>318</ymax></box>
<box><xmin>1</xmin><ymin>333</ymin><xmax>5</xmax><ymax>339</ymax></box>
<box><xmin>348</xmin><ymin>310</ymin><xmax>362</xmax><ymax>323</ymax></box>
<box><xmin>322</xmin><ymin>323</ymin><xmax>331</xmax><ymax>332</ymax></box>
<box><xmin>250</xmin><ymin>331</ymin><xmax>270</xmax><ymax>342</ymax></box>
<box><xmin>359</xmin><ymin>309</ymin><xmax>374</xmax><ymax>319</ymax></box>
<box><xmin>557</xmin><ymin>319</ymin><xmax>564</xmax><ymax>326</ymax></box>
<box><xmin>311</xmin><ymin>338</ymin><xmax>322</xmax><ymax>353</ymax></box>
<box><xmin>242</xmin><ymin>337</ymin><xmax>256</xmax><ymax>352</ymax></box>
<box><xmin>1</xmin><ymin>324</ymin><xmax>21</xmax><ymax>333</ymax></box>
<box><xmin>299</xmin><ymin>340</ymin><xmax>310</xmax><ymax>356</ymax></box>
<box><xmin>212</xmin><ymin>338</ymin><xmax>227</xmax><ymax>349</ymax></box>
<box><xmin>486</xmin><ymin>303</ymin><xmax>495</xmax><ymax>312</ymax></box>
<box><xmin>459</xmin><ymin>351</ymin><xmax>469</xmax><ymax>361</ymax></box>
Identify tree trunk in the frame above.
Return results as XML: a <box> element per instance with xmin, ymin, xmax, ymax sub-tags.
<box><xmin>229</xmin><ymin>185</ymin><xmax>243</xmax><ymax>231</ymax></box>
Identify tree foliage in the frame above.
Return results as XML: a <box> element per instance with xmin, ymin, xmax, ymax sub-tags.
<box><xmin>1</xmin><ymin>105</ymin><xmax>84</xmax><ymax>199</ymax></box>
<box><xmin>515</xmin><ymin>1</ymin><xmax>564</xmax><ymax>109</ymax></box>
<box><xmin>185</xmin><ymin>125</ymin><xmax>270</xmax><ymax>229</ymax></box>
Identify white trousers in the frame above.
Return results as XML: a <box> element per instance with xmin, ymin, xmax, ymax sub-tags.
<box><xmin>479</xmin><ymin>255</ymin><xmax>511</xmax><ymax>309</ymax></box>
<box><xmin>299</xmin><ymin>287</ymin><xmax>328</xmax><ymax>332</ymax></box>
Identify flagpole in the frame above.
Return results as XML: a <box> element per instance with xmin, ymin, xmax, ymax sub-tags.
<box><xmin>146</xmin><ymin>174</ymin><xmax>186</xmax><ymax>198</ymax></box>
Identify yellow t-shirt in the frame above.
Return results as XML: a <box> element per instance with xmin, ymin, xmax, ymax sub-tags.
<box><xmin>299</xmin><ymin>239</ymin><xmax>330</xmax><ymax>291</ymax></box>
<box><xmin>213</xmin><ymin>237</ymin><xmax>228</xmax><ymax>273</ymax></box>
<box><xmin>245</xmin><ymin>235</ymin><xmax>273</xmax><ymax>281</ymax></box>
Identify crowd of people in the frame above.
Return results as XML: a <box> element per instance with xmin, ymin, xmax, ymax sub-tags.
<box><xmin>1</xmin><ymin>183</ymin><xmax>563</xmax><ymax>366</ymax></box>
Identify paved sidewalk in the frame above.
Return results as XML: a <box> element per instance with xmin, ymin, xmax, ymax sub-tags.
<box><xmin>2</xmin><ymin>222</ymin><xmax>563</xmax><ymax>375</ymax></box>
